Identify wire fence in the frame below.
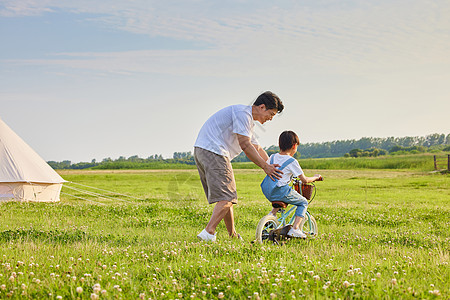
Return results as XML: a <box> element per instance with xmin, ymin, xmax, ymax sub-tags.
<box><xmin>434</xmin><ymin>155</ymin><xmax>450</xmax><ymax>171</ymax></box>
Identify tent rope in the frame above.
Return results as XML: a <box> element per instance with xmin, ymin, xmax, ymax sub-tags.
<box><xmin>62</xmin><ymin>185</ymin><xmax>132</xmax><ymax>203</ymax></box>
<box><xmin>60</xmin><ymin>191</ymin><xmax>105</xmax><ymax>205</ymax></box>
<box><xmin>66</xmin><ymin>182</ymin><xmax>142</xmax><ymax>200</ymax></box>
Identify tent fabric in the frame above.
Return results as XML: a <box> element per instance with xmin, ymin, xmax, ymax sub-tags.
<box><xmin>0</xmin><ymin>118</ymin><xmax>66</xmax><ymax>184</ymax></box>
<box><xmin>0</xmin><ymin>182</ymin><xmax>63</xmax><ymax>202</ymax></box>
<box><xmin>0</xmin><ymin>117</ymin><xmax>66</xmax><ymax>202</ymax></box>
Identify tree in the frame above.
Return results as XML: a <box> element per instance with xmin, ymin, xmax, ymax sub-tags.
<box><xmin>349</xmin><ymin>149</ymin><xmax>362</xmax><ymax>158</ymax></box>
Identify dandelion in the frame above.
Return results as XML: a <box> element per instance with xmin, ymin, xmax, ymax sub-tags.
<box><xmin>93</xmin><ymin>284</ymin><xmax>101</xmax><ymax>294</ymax></box>
<box><xmin>90</xmin><ymin>293</ymin><xmax>99</xmax><ymax>300</ymax></box>
<box><xmin>76</xmin><ymin>287</ymin><xmax>83</xmax><ymax>293</ymax></box>
<box><xmin>428</xmin><ymin>290</ymin><xmax>441</xmax><ymax>296</ymax></box>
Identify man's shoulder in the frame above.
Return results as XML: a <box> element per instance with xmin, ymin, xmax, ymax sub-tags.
<box><xmin>231</xmin><ymin>104</ymin><xmax>252</xmax><ymax>118</ymax></box>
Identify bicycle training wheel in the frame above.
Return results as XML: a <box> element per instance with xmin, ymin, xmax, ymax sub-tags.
<box><xmin>300</xmin><ymin>213</ymin><xmax>318</xmax><ymax>238</ymax></box>
<box><xmin>255</xmin><ymin>215</ymin><xmax>279</xmax><ymax>244</ymax></box>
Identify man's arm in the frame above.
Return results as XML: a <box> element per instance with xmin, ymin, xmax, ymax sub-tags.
<box><xmin>253</xmin><ymin>143</ymin><xmax>269</xmax><ymax>162</ymax></box>
<box><xmin>237</xmin><ymin>134</ymin><xmax>282</xmax><ymax>180</ymax></box>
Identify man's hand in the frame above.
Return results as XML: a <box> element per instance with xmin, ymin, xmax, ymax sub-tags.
<box><xmin>264</xmin><ymin>163</ymin><xmax>283</xmax><ymax>181</ymax></box>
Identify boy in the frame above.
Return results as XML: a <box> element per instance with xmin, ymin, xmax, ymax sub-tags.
<box><xmin>261</xmin><ymin>131</ymin><xmax>322</xmax><ymax>238</ymax></box>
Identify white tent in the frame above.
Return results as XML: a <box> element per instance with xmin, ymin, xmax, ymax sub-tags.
<box><xmin>0</xmin><ymin>117</ymin><xmax>66</xmax><ymax>202</ymax></box>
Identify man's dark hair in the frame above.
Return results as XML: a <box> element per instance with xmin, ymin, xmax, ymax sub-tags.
<box><xmin>279</xmin><ymin>131</ymin><xmax>299</xmax><ymax>151</ymax></box>
<box><xmin>253</xmin><ymin>91</ymin><xmax>284</xmax><ymax>113</ymax></box>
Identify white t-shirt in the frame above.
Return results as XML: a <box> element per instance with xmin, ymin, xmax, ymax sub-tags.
<box><xmin>194</xmin><ymin>105</ymin><xmax>259</xmax><ymax>159</ymax></box>
<box><xmin>267</xmin><ymin>153</ymin><xmax>303</xmax><ymax>187</ymax></box>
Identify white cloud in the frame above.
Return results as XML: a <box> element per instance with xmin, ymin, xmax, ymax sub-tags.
<box><xmin>2</xmin><ymin>0</ymin><xmax>449</xmax><ymax>77</ymax></box>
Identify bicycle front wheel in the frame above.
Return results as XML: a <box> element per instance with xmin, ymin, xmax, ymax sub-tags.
<box><xmin>300</xmin><ymin>213</ymin><xmax>318</xmax><ymax>238</ymax></box>
<box><xmin>255</xmin><ymin>215</ymin><xmax>279</xmax><ymax>244</ymax></box>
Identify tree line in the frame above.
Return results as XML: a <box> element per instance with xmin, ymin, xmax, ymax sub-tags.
<box><xmin>48</xmin><ymin>133</ymin><xmax>449</xmax><ymax>169</ymax></box>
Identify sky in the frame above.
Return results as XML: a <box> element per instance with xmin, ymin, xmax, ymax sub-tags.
<box><xmin>1</xmin><ymin>0</ymin><xmax>449</xmax><ymax>163</ymax></box>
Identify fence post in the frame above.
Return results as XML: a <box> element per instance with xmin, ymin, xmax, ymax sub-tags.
<box><xmin>448</xmin><ymin>154</ymin><xmax>450</xmax><ymax>171</ymax></box>
<box><xmin>434</xmin><ymin>155</ymin><xmax>437</xmax><ymax>170</ymax></box>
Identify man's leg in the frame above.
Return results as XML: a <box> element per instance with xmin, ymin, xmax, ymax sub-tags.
<box><xmin>205</xmin><ymin>200</ymin><xmax>233</xmax><ymax>234</ymax></box>
<box><xmin>223</xmin><ymin>203</ymin><xmax>238</xmax><ymax>237</ymax></box>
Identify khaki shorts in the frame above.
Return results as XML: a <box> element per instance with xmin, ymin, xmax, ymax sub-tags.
<box><xmin>194</xmin><ymin>147</ymin><xmax>238</xmax><ymax>204</ymax></box>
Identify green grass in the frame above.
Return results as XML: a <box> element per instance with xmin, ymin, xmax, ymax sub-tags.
<box><xmin>0</xmin><ymin>169</ymin><xmax>449</xmax><ymax>299</ymax></box>
<box><xmin>233</xmin><ymin>153</ymin><xmax>442</xmax><ymax>171</ymax></box>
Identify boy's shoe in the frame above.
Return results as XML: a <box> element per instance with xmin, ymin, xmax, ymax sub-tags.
<box><xmin>287</xmin><ymin>228</ymin><xmax>307</xmax><ymax>239</ymax></box>
<box><xmin>197</xmin><ymin>229</ymin><xmax>216</xmax><ymax>242</ymax></box>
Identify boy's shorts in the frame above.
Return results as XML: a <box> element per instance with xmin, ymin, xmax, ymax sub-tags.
<box><xmin>194</xmin><ymin>147</ymin><xmax>238</xmax><ymax>204</ymax></box>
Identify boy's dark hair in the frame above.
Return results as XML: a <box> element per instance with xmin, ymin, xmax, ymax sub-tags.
<box><xmin>279</xmin><ymin>131</ymin><xmax>299</xmax><ymax>151</ymax></box>
<box><xmin>253</xmin><ymin>91</ymin><xmax>284</xmax><ymax>113</ymax></box>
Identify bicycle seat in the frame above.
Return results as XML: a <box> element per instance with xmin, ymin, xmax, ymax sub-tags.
<box><xmin>271</xmin><ymin>201</ymin><xmax>288</xmax><ymax>209</ymax></box>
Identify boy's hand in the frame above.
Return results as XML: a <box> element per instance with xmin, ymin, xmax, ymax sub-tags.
<box><xmin>315</xmin><ymin>174</ymin><xmax>323</xmax><ymax>181</ymax></box>
<box><xmin>264</xmin><ymin>164</ymin><xmax>283</xmax><ymax>181</ymax></box>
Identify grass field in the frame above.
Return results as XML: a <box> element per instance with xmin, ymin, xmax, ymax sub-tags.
<box><xmin>0</xmin><ymin>168</ymin><xmax>449</xmax><ymax>299</ymax></box>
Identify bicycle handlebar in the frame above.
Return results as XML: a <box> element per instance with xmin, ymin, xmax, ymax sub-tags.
<box><xmin>292</xmin><ymin>176</ymin><xmax>324</xmax><ymax>182</ymax></box>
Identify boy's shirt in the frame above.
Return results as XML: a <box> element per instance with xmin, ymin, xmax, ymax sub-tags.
<box><xmin>267</xmin><ymin>153</ymin><xmax>303</xmax><ymax>187</ymax></box>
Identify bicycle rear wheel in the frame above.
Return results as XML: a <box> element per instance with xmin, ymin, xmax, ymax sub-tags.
<box><xmin>300</xmin><ymin>213</ymin><xmax>318</xmax><ymax>238</ymax></box>
<box><xmin>255</xmin><ymin>215</ymin><xmax>279</xmax><ymax>244</ymax></box>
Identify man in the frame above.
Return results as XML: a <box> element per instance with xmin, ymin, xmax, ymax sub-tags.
<box><xmin>194</xmin><ymin>91</ymin><xmax>284</xmax><ymax>241</ymax></box>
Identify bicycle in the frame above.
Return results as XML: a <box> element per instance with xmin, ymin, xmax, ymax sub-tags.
<box><xmin>255</xmin><ymin>177</ymin><xmax>322</xmax><ymax>244</ymax></box>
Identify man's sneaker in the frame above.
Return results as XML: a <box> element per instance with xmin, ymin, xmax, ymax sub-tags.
<box><xmin>287</xmin><ymin>228</ymin><xmax>307</xmax><ymax>239</ymax></box>
<box><xmin>197</xmin><ymin>229</ymin><xmax>216</xmax><ymax>242</ymax></box>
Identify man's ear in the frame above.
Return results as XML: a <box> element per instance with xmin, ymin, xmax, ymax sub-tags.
<box><xmin>259</xmin><ymin>104</ymin><xmax>266</xmax><ymax>110</ymax></box>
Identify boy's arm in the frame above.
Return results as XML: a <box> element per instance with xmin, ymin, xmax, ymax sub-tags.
<box><xmin>298</xmin><ymin>173</ymin><xmax>322</xmax><ymax>184</ymax></box>
<box><xmin>237</xmin><ymin>134</ymin><xmax>282</xmax><ymax>180</ymax></box>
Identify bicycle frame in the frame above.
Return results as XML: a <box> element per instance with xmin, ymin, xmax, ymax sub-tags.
<box><xmin>276</xmin><ymin>206</ymin><xmax>314</xmax><ymax>229</ymax></box>
<box><xmin>255</xmin><ymin>176</ymin><xmax>321</xmax><ymax>243</ymax></box>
